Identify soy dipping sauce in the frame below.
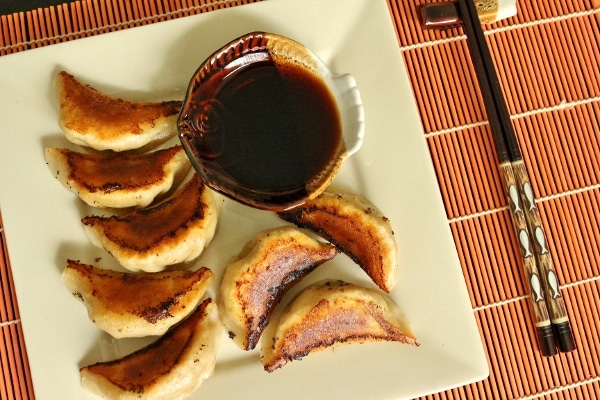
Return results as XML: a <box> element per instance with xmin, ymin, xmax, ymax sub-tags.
<box><xmin>179</xmin><ymin>53</ymin><xmax>342</xmax><ymax>207</ymax></box>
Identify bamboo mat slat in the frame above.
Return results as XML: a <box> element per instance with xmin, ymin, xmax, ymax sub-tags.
<box><xmin>1</xmin><ymin>0</ymin><xmax>600</xmax><ymax>399</ymax></box>
<box><xmin>0</xmin><ymin>215</ymin><xmax>34</xmax><ymax>400</ymax></box>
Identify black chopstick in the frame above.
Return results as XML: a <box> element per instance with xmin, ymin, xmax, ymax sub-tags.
<box><xmin>455</xmin><ymin>0</ymin><xmax>576</xmax><ymax>356</ymax></box>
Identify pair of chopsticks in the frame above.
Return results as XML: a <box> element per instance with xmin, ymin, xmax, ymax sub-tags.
<box><xmin>431</xmin><ymin>0</ymin><xmax>576</xmax><ymax>356</ymax></box>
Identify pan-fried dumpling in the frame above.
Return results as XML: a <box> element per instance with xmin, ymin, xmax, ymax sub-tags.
<box><xmin>82</xmin><ymin>174</ymin><xmax>219</xmax><ymax>272</ymax></box>
<box><xmin>261</xmin><ymin>280</ymin><xmax>417</xmax><ymax>372</ymax></box>
<box><xmin>80</xmin><ymin>298</ymin><xmax>222</xmax><ymax>399</ymax></box>
<box><xmin>56</xmin><ymin>70</ymin><xmax>181</xmax><ymax>151</ymax></box>
<box><xmin>219</xmin><ymin>226</ymin><xmax>338</xmax><ymax>350</ymax></box>
<box><xmin>279</xmin><ymin>190</ymin><xmax>399</xmax><ymax>292</ymax></box>
<box><xmin>45</xmin><ymin>146</ymin><xmax>190</xmax><ymax>208</ymax></box>
<box><xmin>61</xmin><ymin>260</ymin><xmax>213</xmax><ymax>338</ymax></box>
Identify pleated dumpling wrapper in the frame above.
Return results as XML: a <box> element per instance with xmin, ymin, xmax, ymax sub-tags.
<box><xmin>279</xmin><ymin>190</ymin><xmax>399</xmax><ymax>292</ymax></box>
<box><xmin>82</xmin><ymin>174</ymin><xmax>219</xmax><ymax>272</ymax></box>
<box><xmin>56</xmin><ymin>70</ymin><xmax>181</xmax><ymax>152</ymax></box>
<box><xmin>219</xmin><ymin>226</ymin><xmax>338</xmax><ymax>350</ymax></box>
<box><xmin>45</xmin><ymin>145</ymin><xmax>190</xmax><ymax>208</ymax></box>
<box><xmin>261</xmin><ymin>280</ymin><xmax>417</xmax><ymax>372</ymax></box>
<box><xmin>80</xmin><ymin>298</ymin><xmax>222</xmax><ymax>400</ymax></box>
<box><xmin>61</xmin><ymin>260</ymin><xmax>213</xmax><ymax>338</ymax></box>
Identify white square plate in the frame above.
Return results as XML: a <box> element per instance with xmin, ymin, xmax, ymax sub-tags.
<box><xmin>0</xmin><ymin>0</ymin><xmax>488</xmax><ymax>398</ymax></box>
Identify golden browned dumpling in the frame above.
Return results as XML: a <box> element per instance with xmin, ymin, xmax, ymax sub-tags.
<box><xmin>261</xmin><ymin>280</ymin><xmax>417</xmax><ymax>372</ymax></box>
<box><xmin>45</xmin><ymin>146</ymin><xmax>190</xmax><ymax>208</ymax></box>
<box><xmin>56</xmin><ymin>70</ymin><xmax>181</xmax><ymax>151</ymax></box>
<box><xmin>61</xmin><ymin>260</ymin><xmax>213</xmax><ymax>338</ymax></box>
<box><xmin>80</xmin><ymin>298</ymin><xmax>222</xmax><ymax>400</ymax></box>
<box><xmin>219</xmin><ymin>226</ymin><xmax>338</xmax><ymax>350</ymax></box>
<box><xmin>279</xmin><ymin>190</ymin><xmax>399</xmax><ymax>292</ymax></box>
<box><xmin>82</xmin><ymin>174</ymin><xmax>219</xmax><ymax>272</ymax></box>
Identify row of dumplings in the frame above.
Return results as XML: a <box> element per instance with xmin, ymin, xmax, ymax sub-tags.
<box><xmin>48</xmin><ymin>71</ymin><xmax>226</xmax><ymax>398</ymax></box>
<box><xmin>46</xmin><ymin>71</ymin><xmax>417</xmax><ymax>399</ymax></box>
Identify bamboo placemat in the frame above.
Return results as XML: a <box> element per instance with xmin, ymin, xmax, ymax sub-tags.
<box><xmin>1</xmin><ymin>0</ymin><xmax>599</xmax><ymax>399</ymax></box>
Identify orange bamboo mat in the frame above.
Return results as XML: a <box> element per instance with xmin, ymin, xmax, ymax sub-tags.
<box><xmin>1</xmin><ymin>0</ymin><xmax>599</xmax><ymax>399</ymax></box>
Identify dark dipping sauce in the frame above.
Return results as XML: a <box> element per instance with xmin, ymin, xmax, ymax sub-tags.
<box><xmin>179</xmin><ymin>52</ymin><xmax>342</xmax><ymax>209</ymax></box>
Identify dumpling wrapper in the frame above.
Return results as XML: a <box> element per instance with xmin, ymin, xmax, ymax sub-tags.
<box><xmin>80</xmin><ymin>298</ymin><xmax>222</xmax><ymax>400</ymax></box>
<box><xmin>61</xmin><ymin>260</ymin><xmax>213</xmax><ymax>338</ymax></box>
<box><xmin>56</xmin><ymin>70</ymin><xmax>181</xmax><ymax>151</ymax></box>
<box><xmin>219</xmin><ymin>226</ymin><xmax>338</xmax><ymax>350</ymax></box>
<box><xmin>261</xmin><ymin>280</ymin><xmax>417</xmax><ymax>372</ymax></box>
<box><xmin>45</xmin><ymin>146</ymin><xmax>190</xmax><ymax>209</ymax></box>
<box><xmin>82</xmin><ymin>174</ymin><xmax>219</xmax><ymax>272</ymax></box>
